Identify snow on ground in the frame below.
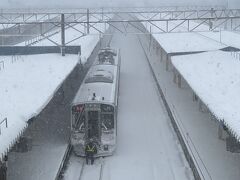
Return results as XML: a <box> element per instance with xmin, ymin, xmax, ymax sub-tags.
<box><xmin>103</xmin><ymin>28</ymin><xmax>193</xmax><ymax>180</ymax></box>
<box><xmin>172</xmin><ymin>51</ymin><xmax>240</xmax><ymax>140</ymax></box>
<box><xmin>0</xmin><ymin>54</ymin><xmax>78</xmax><ymax>159</ymax></box>
<box><xmin>63</xmin><ymin>26</ymin><xmax>194</xmax><ymax>180</ymax></box>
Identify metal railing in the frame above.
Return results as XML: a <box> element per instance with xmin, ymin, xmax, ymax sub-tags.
<box><xmin>0</xmin><ymin>60</ymin><xmax>4</xmax><ymax>71</ymax></box>
<box><xmin>231</xmin><ymin>51</ymin><xmax>240</xmax><ymax>61</ymax></box>
<box><xmin>0</xmin><ymin>118</ymin><xmax>8</xmax><ymax>135</ymax></box>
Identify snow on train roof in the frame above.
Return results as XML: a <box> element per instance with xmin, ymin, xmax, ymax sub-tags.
<box><xmin>98</xmin><ymin>48</ymin><xmax>117</xmax><ymax>56</ymax></box>
<box><xmin>85</xmin><ymin>69</ymin><xmax>113</xmax><ymax>83</ymax></box>
<box><xmin>73</xmin><ymin>82</ymin><xmax>116</xmax><ymax>104</ymax></box>
<box><xmin>73</xmin><ymin>65</ymin><xmax>118</xmax><ymax>105</ymax></box>
<box><xmin>152</xmin><ymin>32</ymin><xmax>226</xmax><ymax>53</ymax></box>
<box><xmin>172</xmin><ymin>51</ymin><xmax>240</xmax><ymax>140</ymax></box>
<box><xmin>97</xmin><ymin>48</ymin><xmax>119</xmax><ymax>66</ymax></box>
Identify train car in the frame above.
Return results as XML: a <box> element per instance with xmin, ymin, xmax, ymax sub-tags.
<box><xmin>70</xmin><ymin>47</ymin><xmax>120</xmax><ymax>157</ymax></box>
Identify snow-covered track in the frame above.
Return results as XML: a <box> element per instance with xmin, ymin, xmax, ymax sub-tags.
<box><xmin>55</xmin><ymin>143</ymin><xmax>73</xmax><ymax>180</ymax></box>
<box><xmin>137</xmin><ymin>35</ymin><xmax>202</xmax><ymax>180</ymax></box>
<box><xmin>78</xmin><ymin>159</ymin><xmax>104</xmax><ymax>180</ymax></box>
<box><xmin>78</xmin><ymin>161</ymin><xmax>85</xmax><ymax>180</ymax></box>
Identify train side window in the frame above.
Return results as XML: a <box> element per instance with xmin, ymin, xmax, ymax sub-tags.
<box><xmin>101</xmin><ymin>114</ymin><xmax>114</xmax><ymax>130</ymax></box>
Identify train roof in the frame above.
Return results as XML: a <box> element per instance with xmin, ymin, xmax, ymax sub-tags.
<box><xmin>72</xmin><ymin>82</ymin><xmax>116</xmax><ymax>105</ymax></box>
<box><xmin>72</xmin><ymin>64</ymin><xmax>118</xmax><ymax>105</ymax></box>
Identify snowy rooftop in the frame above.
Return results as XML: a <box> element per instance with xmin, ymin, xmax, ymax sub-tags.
<box><xmin>16</xmin><ymin>26</ymin><xmax>101</xmax><ymax>62</ymax></box>
<box><xmin>152</xmin><ymin>32</ymin><xmax>226</xmax><ymax>53</ymax></box>
<box><xmin>0</xmin><ymin>54</ymin><xmax>78</xmax><ymax>160</ymax></box>
<box><xmin>199</xmin><ymin>31</ymin><xmax>240</xmax><ymax>50</ymax></box>
<box><xmin>172</xmin><ymin>51</ymin><xmax>240</xmax><ymax>140</ymax></box>
<box><xmin>139</xmin><ymin>16</ymin><xmax>232</xmax><ymax>53</ymax></box>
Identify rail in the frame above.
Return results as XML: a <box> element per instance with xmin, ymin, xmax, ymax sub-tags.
<box><xmin>171</xmin><ymin>104</ymin><xmax>212</xmax><ymax>180</ymax></box>
<box><xmin>78</xmin><ymin>162</ymin><xmax>86</xmax><ymax>180</ymax></box>
<box><xmin>0</xmin><ymin>118</ymin><xmax>8</xmax><ymax>135</ymax></box>
<box><xmin>54</xmin><ymin>143</ymin><xmax>72</xmax><ymax>180</ymax></box>
<box><xmin>78</xmin><ymin>158</ymin><xmax>104</xmax><ymax>180</ymax></box>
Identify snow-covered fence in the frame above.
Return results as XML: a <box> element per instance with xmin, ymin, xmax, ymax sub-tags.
<box><xmin>0</xmin><ymin>118</ymin><xmax>8</xmax><ymax>135</ymax></box>
<box><xmin>0</xmin><ymin>60</ymin><xmax>4</xmax><ymax>70</ymax></box>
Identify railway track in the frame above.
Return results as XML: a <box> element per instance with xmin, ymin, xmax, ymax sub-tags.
<box><xmin>78</xmin><ymin>158</ymin><xmax>104</xmax><ymax>180</ymax></box>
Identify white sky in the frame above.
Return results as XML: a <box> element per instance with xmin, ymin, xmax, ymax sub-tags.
<box><xmin>1</xmin><ymin>0</ymin><xmax>238</xmax><ymax>8</ymax></box>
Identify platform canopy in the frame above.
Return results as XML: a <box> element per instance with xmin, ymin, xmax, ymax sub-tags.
<box><xmin>152</xmin><ymin>32</ymin><xmax>226</xmax><ymax>54</ymax></box>
<box><xmin>172</xmin><ymin>51</ymin><xmax>240</xmax><ymax>141</ymax></box>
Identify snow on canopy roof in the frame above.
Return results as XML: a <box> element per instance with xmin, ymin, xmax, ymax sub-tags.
<box><xmin>0</xmin><ymin>54</ymin><xmax>78</xmax><ymax>161</ymax></box>
<box><xmin>152</xmin><ymin>32</ymin><xmax>226</xmax><ymax>53</ymax></box>
<box><xmin>199</xmin><ymin>31</ymin><xmax>240</xmax><ymax>50</ymax></box>
<box><xmin>172</xmin><ymin>51</ymin><xmax>240</xmax><ymax>140</ymax></box>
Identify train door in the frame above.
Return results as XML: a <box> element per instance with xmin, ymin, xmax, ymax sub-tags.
<box><xmin>87</xmin><ymin>111</ymin><xmax>101</xmax><ymax>141</ymax></box>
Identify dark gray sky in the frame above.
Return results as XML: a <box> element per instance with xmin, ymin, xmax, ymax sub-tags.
<box><xmin>1</xmin><ymin>0</ymin><xmax>239</xmax><ymax>8</ymax></box>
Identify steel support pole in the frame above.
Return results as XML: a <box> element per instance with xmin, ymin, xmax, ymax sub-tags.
<box><xmin>61</xmin><ymin>14</ymin><xmax>65</xmax><ymax>56</ymax></box>
<box><xmin>87</xmin><ymin>9</ymin><xmax>90</xmax><ymax>34</ymax></box>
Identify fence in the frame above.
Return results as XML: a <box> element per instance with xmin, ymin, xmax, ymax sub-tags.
<box><xmin>231</xmin><ymin>51</ymin><xmax>240</xmax><ymax>61</ymax></box>
<box><xmin>0</xmin><ymin>60</ymin><xmax>4</xmax><ymax>70</ymax></box>
<box><xmin>0</xmin><ymin>118</ymin><xmax>8</xmax><ymax>135</ymax></box>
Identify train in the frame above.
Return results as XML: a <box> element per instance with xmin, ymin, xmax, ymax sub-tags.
<box><xmin>70</xmin><ymin>47</ymin><xmax>121</xmax><ymax>157</ymax></box>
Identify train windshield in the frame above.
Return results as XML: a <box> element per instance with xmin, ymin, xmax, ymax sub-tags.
<box><xmin>72</xmin><ymin>104</ymin><xmax>85</xmax><ymax>132</ymax></box>
<box><xmin>98</xmin><ymin>52</ymin><xmax>115</xmax><ymax>65</ymax></box>
<box><xmin>101</xmin><ymin>104</ymin><xmax>114</xmax><ymax>131</ymax></box>
<box><xmin>87</xmin><ymin>111</ymin><xmax>100</xmax><ymax>139</ymax></box>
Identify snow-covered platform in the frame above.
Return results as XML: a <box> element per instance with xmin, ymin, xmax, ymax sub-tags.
<box><xmin>0</xmin><ymin>54</ymin><xmax>78</xmax><ymax>160</ymax></box>
<box><xmin>139</xmin><ymin>33</ymin><xmax>240</xmax><ymax>179</ymax></box>
<box><xmin>172</xmin><ymin>51</ymin><xmax>240</xmax><ymax>140</ymax></box>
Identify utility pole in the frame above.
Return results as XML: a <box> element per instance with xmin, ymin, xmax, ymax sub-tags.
<box><xmin>61</xmin><ymin>14</ymin><xmax>65</xmax><ymax>56</ymax></box>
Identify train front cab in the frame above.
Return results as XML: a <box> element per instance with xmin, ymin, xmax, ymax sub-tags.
<box><xmin>71</xmin><ymin>103</ymin><xmax>116</xmax><ymax>157</ymax></box>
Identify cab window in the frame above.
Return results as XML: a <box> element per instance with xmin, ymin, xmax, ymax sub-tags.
<box><xmin>72</xmin><ymin>105</ymin><xmax>85</xmax><ymax>132</ymax></box>
<box><xmin>101</xmin><ymin>114</ymin><xmax>114</xmax><ymax>130</ymax></box>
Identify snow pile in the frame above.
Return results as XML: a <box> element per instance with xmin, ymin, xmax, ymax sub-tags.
<box><xmin>172</xmin><ymin>51</ymin><xmax>240</xmax><ymax>140</ymax></box>
<box><xmin>0</xmin><ymin>54</ymin><xmax>78</xmax><ymax>159</ymax></box>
